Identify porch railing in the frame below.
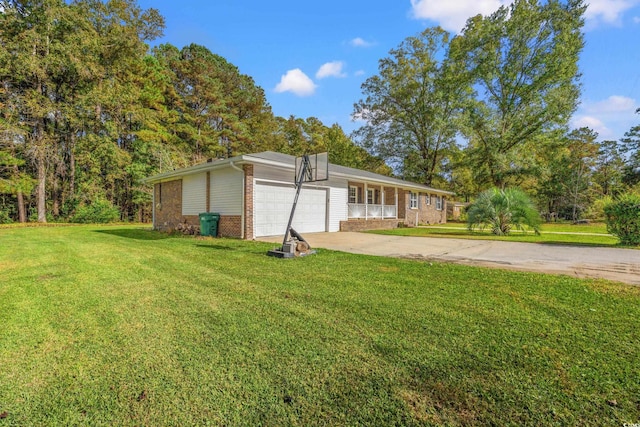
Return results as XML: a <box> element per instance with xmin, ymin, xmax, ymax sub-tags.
<box><xmin>348</xmin><ymin>203</ymin><xmax>397</xmax><ymax>219</ymax></box>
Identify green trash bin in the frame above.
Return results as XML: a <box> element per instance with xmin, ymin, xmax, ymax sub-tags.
<box><xmin>199</xmin><ymin>212</ymin><xmax>220</xmax><ymax>237</ymax></box>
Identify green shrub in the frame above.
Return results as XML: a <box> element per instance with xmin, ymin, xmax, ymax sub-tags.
<box><xmin>28</xmin><ymin>210</ymin><xmax>55</xmax><ymax>223</ymax></box>
<box><xmin>604</xmin><ymin>193</ymin><xmax>640</xmax><ymax>245</ymax></box>
<box><xmin>583</xmin><ymin>196</ymin><xmax>613</xmax><ymax>221</ymax></box>
<box><xmin>71</xmin><ymin>199</ymin><xmax>120</xmax><ymax>224</ymax></box>
<box><xmin>0</xmin><ymin>209</ymin><xmax>13</xmax><ymax>224</ymax></box>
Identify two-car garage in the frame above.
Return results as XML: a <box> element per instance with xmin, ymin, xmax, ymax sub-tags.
<box><xmin>253</xmin><ymin>182</ymin><xmax>327</xmax><ymax>238</ymax></box>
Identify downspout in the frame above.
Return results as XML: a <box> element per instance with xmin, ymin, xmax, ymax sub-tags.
<box><xmin>229</xmin><ymin>161</ymin><xmax>245</xmax><ymax>239</ymax></box>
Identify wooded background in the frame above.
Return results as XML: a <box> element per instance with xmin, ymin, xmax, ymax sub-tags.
<box><xmin>1</xmin><ymin>0</ymin><xmax>638</xmax><ymax>224</ymax></box>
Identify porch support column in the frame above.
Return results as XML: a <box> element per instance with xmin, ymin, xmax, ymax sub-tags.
<box><xmin>395</xmin><ymin>187</ymin><xmax>398</xmax><ymax>219</ymax></box>
<box><xmin>364</xmin><ymin>182</ymin><xmax>368</xmax><ymax>220</ymax></box>
<box><xmin>381</xmin><ymin>186</ymin><xmax>385</xmax><ymax>218</ymax></box>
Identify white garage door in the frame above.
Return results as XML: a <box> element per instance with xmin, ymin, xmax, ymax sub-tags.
<box><xmin>254</xmin><ymin>182</ymin><xmax>327</xmax><ymax>237</ymax></box>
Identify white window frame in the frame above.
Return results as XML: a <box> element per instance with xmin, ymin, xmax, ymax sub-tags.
<box><xmin>436</xmin><ymin>195</ymin><xmax>443</xmax><ymax>211</ymax></box>
<box><xmin>349</xmin><ymin>186</ymin><xmax>358</xmax><ymax>204</ymax></box>
<box><xmin>425</xmin><ymin>193</ymin><xmax>430</xmax><ymax>205</ymax></box>
<box><xmin>410</xmin><ymin>192</ymin><xmax>418</xmax><ymax>209</ymax></box>
<box><xmin>367</xmin><ymin>188</ymin><xmax>380</xmax><ymax>205</ymax></box>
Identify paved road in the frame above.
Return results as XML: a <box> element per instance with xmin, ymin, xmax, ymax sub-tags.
<box><xmin>260</xmin><ymin>232</ymin><xmax>640</xmax><ymax>285</ymax></box>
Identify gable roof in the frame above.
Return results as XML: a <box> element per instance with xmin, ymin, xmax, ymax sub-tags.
<box><xmin>143</xmin><ymin>151</ymin><xmax>454</xmax><ymax>195</ymax></box>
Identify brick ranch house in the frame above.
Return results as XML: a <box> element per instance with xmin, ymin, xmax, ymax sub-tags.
<box><xmin>143</xmin><ymin>151</ymin><xmax>454</xmax><ymax>239</ymax></box>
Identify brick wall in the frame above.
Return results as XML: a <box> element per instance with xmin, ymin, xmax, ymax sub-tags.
<box><xmin>183</xmin><ymin>215</ymin><xmax>199</xmax><ymax>227</ymax></box>
<box><xmin>397</xmin><ymin>189</ymin><xmax>407</xmax><ymax>220</ymax></box>
<box><xmin>383</xmin><ymin>186</ymin><xmax>395</xmax><ymax>205</ymax></box>
<box><xmin>243</xmin><ymin>164</ymin><xmax>254</xmax><ymax>240</ymax></box>
<box><xmin>340</xmin><ymin>218</ymin><xmax>401</xmax><ymax>232</ymax></box>
<box><xmin>153</xmin><ymin>174</ymin><xmax>248</xmax><ymax>238</ymax></box>
<box><xmin>154</xmin><ymin>180</ymin><xmax>183</xmax><ymax>231</ymax></box>
<box><xmin>403</xmin><ymin>191</ymin><xmax>447</xmax><ymax>226</ymax></box>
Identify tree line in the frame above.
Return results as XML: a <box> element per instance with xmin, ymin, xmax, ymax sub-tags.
<box><xmin>2</xmin><ymin>0</ymin><xmax>638</xmax><ymax>225</ymax></box>
<box><xmin>354</xmin><ymin>0</ymin><xmax>640</xmax><ymax>221</ymax></box>
<box><xmin>0</xmin><ymin>0</ymin><xmax>387</xmax><ymax>223</ymax></box>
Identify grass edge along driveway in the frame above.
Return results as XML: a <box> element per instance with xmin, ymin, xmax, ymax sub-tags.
<box><xmin>1</xmin><ymin>225</ymin><xmax>639</xmax><ymax>426</ymax></box>
<box><xmin>369</xmin><ymin>222</ymin><xmax>629</xmax><ymax>248</ymax></box>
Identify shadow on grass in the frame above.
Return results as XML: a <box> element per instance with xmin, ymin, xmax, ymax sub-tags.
<box><xmin>194</xmin><ymin>244</ymin><xmax>236</xmax><ymax>251</ymax></box>
<box><xmin>95</xmin><ymin>228</ymin><xmax>169</xmax><ymax>240</ymax></box>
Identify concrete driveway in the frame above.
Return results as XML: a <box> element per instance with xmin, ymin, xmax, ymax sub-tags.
<box><xmin>260</xmin><ymin>232</ymin><xmax>640</xmax><ymax>285</ymax></box>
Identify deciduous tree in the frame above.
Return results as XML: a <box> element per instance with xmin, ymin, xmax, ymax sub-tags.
<box><xmin>353</xmin><ymin>27</ymin><xmax>467</xmax><ymax>186</ymax></box>
<box><xmin>453</xmin><ymin>0</ymin><xmax>586</xmax><ymax>188</ymax></box>
<box><xmin>594</xmin><ymin>140</ymin><xmax>626</xmax><ymax>197</ymax></box>
<box><xmin>621</xmin><ymin>109</ymin><xmax>640</xmax><ymax>186</ymax></box>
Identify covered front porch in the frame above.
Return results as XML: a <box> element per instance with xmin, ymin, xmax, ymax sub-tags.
<box><xmin>347</xmin><ymin>203</ymin><xmax>397</xmax><ymax>219</ymax></box>
<box><xmin>345</xmin><ymin>182</ymin><xmax>404</xmax><ymax>220</ymax></box>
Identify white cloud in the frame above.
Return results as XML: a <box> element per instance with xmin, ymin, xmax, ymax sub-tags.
<box><xmin>274</xmin><ymin>69</ymin><xmax>317</xmax><ymax>97</ymax></box>
<box><xmin>572</xmin><ymin>95</ymin><xmax>638</xmax><ymax>140</ymax></box>
<box><xmin>584</xmin><ymin>0</ymin><xmax>640</xmax><ymax>25</ymax></box>
<box><xmin>633</xmin><ymin>16</ymin><xmax>640</xmax><ymax>23</ymax></box>
<box><xmin>352</xmin><ymin>107</ymin><xmax>385</xmax><ymax>125</ymax></box>
<box><xmin>410</xmin><ymin>0</ymin><xmax>513</xmax><ymax>32</ymax></box>
<box><xmin>351</xmin><ymin>108</ymin><xmax>369</xmax><ymax>123</ymax></box>
<box><xmin>571</xmin><ymin>116</ymin><xmax>612</xmax><ymax>138</ymax></box>
<box><xmin>316</xmin><ymin>61</ymin><xmax>347</xmax><ymax>79</ymax></box>
<box><xmin>354</xmin><ymin>70</ymin><xmax>365</xmax><ymax>77</ymax></box>
<box><xmin>410</xmin><ymin>0</ymin><xmax>640</xmax><ymax>32</ymax></box>
<box><xmin>350</xmin><ymin>37</ymin><xmax>373</xmax><ymax>47</ymax></box>
<box><xmin>585</xmin><ymin>95</ymin><xmax>636</xmax><ymax>114</ymax></box>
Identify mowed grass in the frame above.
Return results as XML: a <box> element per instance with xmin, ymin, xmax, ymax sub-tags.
<box><xmin>1</xmin><ymin>226</ymin><xmax>639</xmax><ymax>426</ymax></box>
<box><xmin>372</xmin><ymin>222</ymin><xmax>624</xmax><ymax>247</ymax></box>
<box><xmin>428</xmin><ymin>221</ymin><xmax>611</xmax><ymax>234</ymax></box>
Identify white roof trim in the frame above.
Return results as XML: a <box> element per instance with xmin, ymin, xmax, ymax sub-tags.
<box><xmin>329</xmin><ymin>170</ymin><xmax>453</xmax><ymax>195</ymax></box>
<box><xmin>141</xmin><ymin>157</ymin><xmax>246</xmax><ymax>184</ymax></box>
<box><xmin>142</xmin><ymin>151</ymin><xmax>454</xmax><ymax>196</ymax></box>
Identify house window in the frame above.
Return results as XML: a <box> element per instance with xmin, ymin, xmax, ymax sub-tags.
<box><xmin>367</xmin><ymin>188</ymin><xmax>380</xmax><ymax>205</ymax></box>
<box><xmin>424</xmin><ymin>194</ymin><xmax>430</xmax><ymax>205</ymax></box>
<box><xmin>349</xmin><ymin>186</ymin><xmax>358</xmax><ymax>204</ymax></box>
<box><xmin>436</xmin><ymin>196</ymin><xmax>443</xmax><ymax>211</ymax></box>
<box><xmin>410</xmin><ymin>192</ymin><xmax>418</xmax><ymax>209</ymax></box>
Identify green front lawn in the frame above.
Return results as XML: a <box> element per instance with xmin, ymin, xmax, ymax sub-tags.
<box><xmin>1</xmin><ymin>225</ymin><xmax>639</xmax><ymax>425</ymax></box>
<box><xmin>429</xmin><ymin>221</ymin><xmax>610</xmax><ymax>234</ymax></box>
<box><xmin>371</xmin><ymin>222</ymin><xmax>623</xmax><ymax>247</ymax></box>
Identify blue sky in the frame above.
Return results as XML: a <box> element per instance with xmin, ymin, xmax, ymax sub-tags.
<box><xmin>138</xmin><ymin>0</ymin><xmax>640</xmax><ymax>142</ymax></box>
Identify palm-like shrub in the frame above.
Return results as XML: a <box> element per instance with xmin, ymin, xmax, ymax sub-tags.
<box><xmin>467</xmin><ymin>188</ymin><xmax>541</xmax><ymax>235</ymax></box>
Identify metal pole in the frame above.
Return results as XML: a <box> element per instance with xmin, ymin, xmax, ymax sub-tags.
<box><xmin>281</xmin><ymin>155</ymin><xmax>311</xmax><ymax>247</ymax></box>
